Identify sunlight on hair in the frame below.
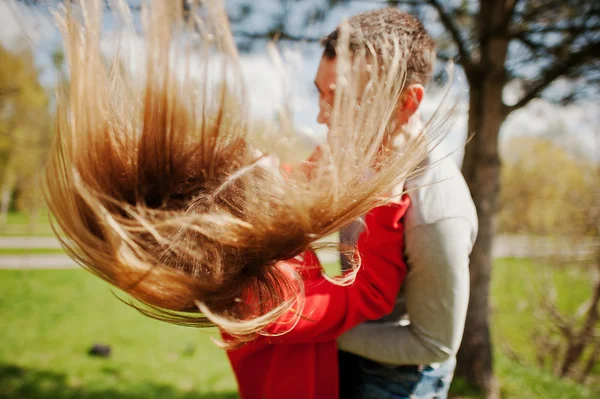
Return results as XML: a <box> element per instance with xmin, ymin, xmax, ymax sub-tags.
<box><xmin>44</xmin><ymin>0</ymin><xmax>456</xmax><ymax>344</ymax></box>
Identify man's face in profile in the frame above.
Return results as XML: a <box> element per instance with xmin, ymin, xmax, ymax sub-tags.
<box><xmin>314</xmin><ymin>53</ymin><xmax>423</xmax><ymax>142</ymax></box>
<box><xmin>314</xmin><ymin>56</ymin><xmax>337</xmax><ymax>128</ymax></box>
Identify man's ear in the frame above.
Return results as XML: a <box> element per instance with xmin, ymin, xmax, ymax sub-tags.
<box><xmin>396</xmin><ymin>84</ymin><xmax>424</xmax><ymax>125</ymax></box>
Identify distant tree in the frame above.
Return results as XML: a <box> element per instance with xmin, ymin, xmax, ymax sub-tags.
<box><xmin>0</xmin><ymin>44</ymin><xmax>50</xmax><ymax>223</ymax></box>
<box><xmin>498</xmin><ymin>136</ymin><xmax>596</xmax><ymax>237</ymax></box>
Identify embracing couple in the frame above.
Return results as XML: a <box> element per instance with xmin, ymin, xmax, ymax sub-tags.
<box><xmin>48</xmin><ymin>3</ymin><xmax>477</xmax><ymax>399</ymax></box>
<box><xmin>228</xmin><ymin>7</ymin><xmax>477</xmax><ymax>399</ymax></box>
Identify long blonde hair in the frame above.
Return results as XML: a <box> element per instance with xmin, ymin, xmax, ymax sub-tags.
<box><xmin>45</xmin><ymin>0</ymin><xmax>451</xmax><ymax>341</ymax></box>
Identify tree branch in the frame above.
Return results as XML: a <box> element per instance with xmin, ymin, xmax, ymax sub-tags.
<box><xmin>506</xmin><ymin>0</ymin><xmax>523</xmax><ymax>19</ymax></box>
<box><xmin>513</xmin><ymin>33</ymin><xmax>543</xmax><ymax>52</ymax></box>
<box><xmin>348</xmin><ymin>0</ymin><xmax>423</xmax><ymax>5</ymax></box>
<box><xmin>511</xmin><ymin>24</ymin><xmax>600</xmax><ymax>38</ymax></box>
<box><xmin>578</xmin><ymin>341</ymin><xmax>600</xmax><ymax>383</ymax></box>
<box><xmin>436</xmin><ymin>52</ymin><xmax>454</xmax><ymax>62</ymax></box>
<box><xmin>507</xmin><ymin>40</ymin><xmax>600</xmax><ymax>113</ymax></box>
<box><xmin>425</xmin><ymin>0</ymin><xmax>474</xmax><ymax>77</ymax></box>
<box><xmin>513</xmin><ymin>0</ymin><xmax>561</xmax><ymax>24</ymax></box>
<box><xmin>232</xmin><ymin>30</ymin><xmax>321</xmax><ymax>43</ymax></box>
<box><xmin>580</xmin><ymin>276</ymin><xmax>600</xmax><ymax>342</ymax></box>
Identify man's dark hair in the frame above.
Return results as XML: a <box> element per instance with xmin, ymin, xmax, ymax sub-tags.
<box><xmin>321</xmin><ymin>8</ymin><xmax>436</xmax><ymax>86</ymax></box>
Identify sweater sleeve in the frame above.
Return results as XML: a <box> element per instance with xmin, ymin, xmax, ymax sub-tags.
<box><xmin>265</xmin><ymin>196</ymin><xmax>410</xmax><ymax>345</ymax></box>
<box><xmin>338</xmin><ymin>217</ymin><xmax>473</xmax><ymax>364</ymax></box>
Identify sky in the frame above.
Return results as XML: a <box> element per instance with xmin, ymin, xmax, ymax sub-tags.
<box><xmin>1</xmin><ymin>0</ymin><xmax>598</xmax><ymax>165</ymax></box>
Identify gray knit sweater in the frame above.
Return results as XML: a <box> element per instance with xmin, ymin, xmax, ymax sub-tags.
<box><xmin>337</xmin><ymin>148</ymin><xmax>478</xmax><ymax>366</ymax></box>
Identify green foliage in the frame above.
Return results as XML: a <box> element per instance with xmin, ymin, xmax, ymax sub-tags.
<box><xmin>0</xmin><ymin>43</ymin><xmax>52</xmax><ymax>214</ymax></box>
<box><xmin>498</xmin><ymin>137</ymin><xmax>598</xmax><ymax>237</ymax></box>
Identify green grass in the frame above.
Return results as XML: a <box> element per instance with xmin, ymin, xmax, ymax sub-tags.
<box><xmin>491</xmin><ymin>258</ymin><xmax>597</xmax><ymax>368</ymax></box>
<box><xmin>450</xmin><ymin>354</ymin><xmax>598</xmax><ymax>399</ymax></box>
<box><xmin>448</xmin><ymin>258</ymin><xmax>599</xmax><ymax>399</ymax></box>
<box><xmin>0</xmin><ymin>248</ymin><xmax>65</xmax><ymax>255</ymax></box>
<box><xmin>494</xmin><ymin>354</ymin><xmax>597</xmax><ymax>399</ymax></box>
<box><xmin>0</xmin><ymin>211</ymin><xmax>55</xmax><ymax>237</ymax></box>
<box><xmin>0</xmin><ymin>269</ymin><xmax>237</xmax><ymax>399</ymax></box>
<box><xmin>1</xmin><ymin>260</ymin><xmax>598</xmax><ymax>399</ymax></box>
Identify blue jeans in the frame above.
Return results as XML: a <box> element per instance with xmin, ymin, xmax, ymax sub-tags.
<box><xmin>356</xmin><ymin>357</ymin><xmax>456</xmax><ymax>399</ymax></box>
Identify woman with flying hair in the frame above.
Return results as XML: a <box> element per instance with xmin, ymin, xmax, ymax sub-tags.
<box><xmin>45</xmin><ymin>1</ymin><xmax>450</xmax><ymax>398</ymax></box>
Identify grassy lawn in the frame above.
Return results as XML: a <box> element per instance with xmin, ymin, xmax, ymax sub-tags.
<box><xmin>451</xmin><ymin>354</ymin><xmax>598</xmax><ymax>399</ymax></box>
<box><xmin>476</xmin><ymin>258</ymin><xmax>598</xmax><ymax>399</ymax></box>
<box><xmin>491</xmin><ymin>258</ymin><xmax>599</xmax><ymax>373</ymax></box>
<box><xmin>1</xmin><ymin>259</ymin><xmax>598</xmax><ymax>399</ymax></box>
<box><xmin>0</xmin><ymin>211</ymin><xmax>55</xmax><ymax>237</ymax></box>
<box><xmin>0</xmin><ymin>248</ymin><xmax>65</xmax><ymax>255</ymax></box>
<box><xmin>0</xmin><ymin>269</ymin><xmax>236</xmax><ymax>399</ymax></box>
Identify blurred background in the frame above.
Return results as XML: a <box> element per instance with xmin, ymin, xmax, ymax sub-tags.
<box><xmin>0</xmin><ymin>1</ymin><xmax>598</xmax><ymax>398</ymax></box>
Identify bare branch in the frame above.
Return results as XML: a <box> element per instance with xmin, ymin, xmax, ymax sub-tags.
<box><xmin>232</xmin><ymin>30</ymin><xmax>321</xmax><ymax>43</ymax></box>
<box><xmin>233</xmin><ymin>0</ymin><xmax>430</xmax><ymax>44</ymax></box>
<box><xmin>513</xmin><ymin>0</ymin><xmax>561</xmax><ymax>24</ymax></box>
<box><xmin>580</xmin><ymin>276</ymin><xmax>600</xmax><ymax>342</ymax></box>
<box><xmin>436</xmin><ymin>52</ymin><xmax>453</xmax><ymax>62</ymax></box>
<box><xmin>425</xmin><ymin>0</ymin><xmax>474</xmax><ymax>76</ymax></box>
<box><xmin>348</xmin><ymin>0</ymin><xmax>423</xmax><ymax>5</ymax></box>
<box><xmin>507</xmin><ymin>40</ymin><xmax>600</xmax><ymax>113</ymax></box>
<box><xmin>578</xmin><ymin>341</ymin><xmax>600</xmax><ymax>383</ymax></box>
<box><xmin>542</xmin><ymin>297</ymin><xmax>574</xmax><ymax>338</ymax></box>
<box><xmin>511</xmin><ymin>24</ymin><xmax>600</xmax><ymax>38</ymax></box>
<box><xmin>513</xmin><ymin>33</ymin><xmax>542</xmax><ymax>52</ymax></box>
<box><xmin>507</xmin><ymin>0</ymin><xmax>523</xmax><ymax>19</ymax></box>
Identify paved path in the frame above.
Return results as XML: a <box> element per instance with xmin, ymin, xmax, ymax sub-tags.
<box><xmin>0</xmin><ymin>236</ymin><xmax>63</xmax><ymax>249</ymax></box>
<box><xmin>0</xmin><ymin>235</ymin><xmax>596</xmax><ymax>269</ymax></box>
<box><xmin>0</xmin><ymin>243</ymin><xmax>340</xmax><ymax>269</ymax></box>
<box><xmin>0</xmin><ymin>254</ymin><xmax>78</xmax><ymax>269</ymax></box>
<box><xmin>492</xmin><ymin>235</ymin><xmax>597</xmax><ymax>260</ymax></box>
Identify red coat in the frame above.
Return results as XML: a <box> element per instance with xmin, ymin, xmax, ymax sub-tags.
<box><xmin>225</xmin><ymin>196</ymin><xmax>410</xmax><ymax>399</ymax></box>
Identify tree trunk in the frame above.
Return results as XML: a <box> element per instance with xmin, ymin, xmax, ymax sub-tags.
<box><xmin>457</xmin><ymin>84</ymin><xmax>504</xmax><ymax>399</ymax></box>
<box><xmin>578</xmin><ymin>341</ymin><xmax>600</xmax><ymax>383</ymax></box>
<box><xmin>0</xmin><ymin>179</ymin><xmax>15</xmax><ymax>226</ymax></box>
<box><xmin>0</xmin><ymin>168</ymin><xmax>17</xmax><ymax>227</ymax></box>
<box><xmin>0</xmin><ymin>185</ymin><xmax>11</xmax><ymax>226</ymax></box>
<box><xmin>457</xmin><ymin>1</ymin><xmax>513</xmax><ymax>398</ymax></box>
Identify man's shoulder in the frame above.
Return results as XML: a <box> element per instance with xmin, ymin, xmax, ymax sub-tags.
<box><xmin>404</xmin><ymin>152</ymin><xmax>477</xmax><ymax>232</ymax></box>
